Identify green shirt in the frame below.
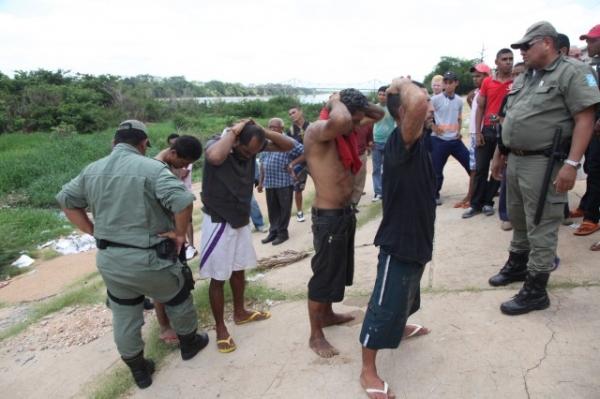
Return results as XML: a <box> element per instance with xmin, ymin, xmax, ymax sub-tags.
<box><xmin>502</xmin><ymin>56</ymin><xmax>600</xmax><ymax>150</ymax></box>
<box><xmin>56</xmin><ymin>143</ymin><xmax>195</xmax><ymax>248</ymax></box>
<box><xmin>373</xmin><ymin>104</ymin><xmax>396</xmax><ymax>144</ymax></box>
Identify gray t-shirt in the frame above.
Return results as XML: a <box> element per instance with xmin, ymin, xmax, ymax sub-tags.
<box><xmin>431</xmin><ymin>93</ymin><xmax>463</xmax><ymax>141</ymax></box>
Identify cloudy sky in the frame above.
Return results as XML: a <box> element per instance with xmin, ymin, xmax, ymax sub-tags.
<box><xmin>1</xmin><ymin>0</ymin><xmax>598</xmax><ymax>88</ymax></box>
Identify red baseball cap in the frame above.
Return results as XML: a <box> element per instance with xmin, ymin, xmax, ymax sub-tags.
<box><xmin>469</xmin><ymin>63</ymin><xmax>492</xmax><ymax>74</ymax></box>
<box><xmin>580</xmin><ymin>24</ymin><xmax>600</xmax><ymax>40</ymax></box>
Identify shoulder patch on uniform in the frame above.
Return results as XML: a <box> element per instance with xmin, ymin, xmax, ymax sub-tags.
<box><xmin>585</xmin><ymin>73</ymin><xmax>598</xmax><ymax>87</ymax></box>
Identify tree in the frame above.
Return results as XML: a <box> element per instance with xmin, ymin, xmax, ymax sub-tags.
<box><xmin>423</xmin><ymin>56</ymin><xmax>479</xmax><ymax>95</ymax></box>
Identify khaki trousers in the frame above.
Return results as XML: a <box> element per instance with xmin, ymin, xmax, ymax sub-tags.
<box><xmin>506</xmin><ymin>154</ymin><xmax>566</xmax><ymax>272</ymax></box>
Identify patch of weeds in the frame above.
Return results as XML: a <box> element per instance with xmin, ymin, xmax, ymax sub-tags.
<box><xmin>0</xmin><ymin>274</ymin><xmax>105</xmax><ymax>341</ymax></box>
<box><xmin>356</xmin><ymin>202</ymin><xmax>382</xmax><ymax>228</ymax></box>
<box><xmin>88</xmin><ymin>364</ymin><xmax>133</xmax><ymax>399</ymax></box>
<box><xmin>31</xmin><ymin>248</ymin><xmax>61</xmax><ymax>261</ymax></box>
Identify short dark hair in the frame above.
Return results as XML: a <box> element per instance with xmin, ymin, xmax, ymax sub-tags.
<box><xmin>288</xmin><ymin>105</ymin><xmax>301</xmax><ymax>111</ymax></box>
<box><xmin>557</xmin><ymin>33</ymin><xmax>570</xmax><ymax>51</ymax></box>
<box><xmin>496</xmin><ymin>48</ymin><xmax>513</xmax><ymax>59</ymax></box>
<box><xmin>514</xmin><ymin>62</ymin><xmax>526</xmax><ymax>69</ymax></box>
<box><xmin>377</xmin><ymin>85</ymin><xmax>389</xmax><ymax>93</ymax></box>
<box><xmin>239</xmin><ymin>123</ymin><xmax>266</xmax><ymax>146</ymax></box>
<box><xmin>167</xmin><ymin>133</ymin><xmax>180</xmax><ymax>143</ymax></box>
<box><xmin>171</xmin><ymin>135</ymin><xmax>202</xmax><ymax>161</ymax></box>
<box><xmin>339</xmin><ymin>88</ymin><xmax>369</xmax><ymax>115</ymax></box>
<box><xmin>386</xmin><ymin>81</ymin><xmax>424</xmax><ymax>120</ymax></box>
<box><xmin>114</xmin><ymin>127</ymin><xmax>148</xmax><ymax>146</ymax></box>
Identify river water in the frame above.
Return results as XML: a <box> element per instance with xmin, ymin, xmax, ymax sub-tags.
<box><xmin>193</xmin><ymin>93</ymin><xmax>333</xmax><ymax>104</ymax></box>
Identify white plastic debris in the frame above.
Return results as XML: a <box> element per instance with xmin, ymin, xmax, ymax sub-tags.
<box><xmin>11</xmin><ymin>254</ymin><xmax>35</xmax><ymax>268</ymax></box>
<box><xmin>38</xmin><ymin>233</ymin><xmax>96</xmax><ymax>255</ymax></box>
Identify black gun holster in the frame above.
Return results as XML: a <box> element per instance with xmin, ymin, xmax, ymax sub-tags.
<box><xmin>165</xmin><ymin>265</ymin><xmax>195</xmax><ymax>306</ymax></box>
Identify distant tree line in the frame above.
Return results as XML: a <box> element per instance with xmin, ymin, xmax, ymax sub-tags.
<box><xmin>0</xmin><ymin>69</ymin><xmax>315</xmax><ymax>134</ymax></box>
<box><xmin>423</xmin><ymin>56</ymin><xmax>481</xmax><ymax>96</ymax></box>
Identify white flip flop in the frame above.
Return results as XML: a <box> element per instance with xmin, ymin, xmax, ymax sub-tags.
<box><xmin>365</xmin><ymin>381</ymin><xmax>390</xmax><ymax>398</ymax></box>
<box><xmin>405</xmin><ymin>323</ymin><xmax>429</xmax><ymax>339</ymax></box>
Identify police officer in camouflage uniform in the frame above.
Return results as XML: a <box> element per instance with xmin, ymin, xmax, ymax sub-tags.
<box><xmin>489</xmin><ymin>22</ymin><xmax>600</xmax><ymax>315</ymax></box>
<box><xmin>56</xmin><ymin>120</ymin><xmax>209</xmax><ymax>389</ymax></box>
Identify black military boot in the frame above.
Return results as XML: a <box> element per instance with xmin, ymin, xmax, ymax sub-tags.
<box><xmin>178</xmin><ymin>330</ymin><xmax>209</xmax><ymax>360</ymax></box>
<box><xmin>500</xmin><ymin>272</ymin><xmax>551</xmax><ymax>315</ymax></box>
<box><xmin>488</xmin><ymin>251</ymin><xmax>528</xmax><ymax>286</ymax></box>
<box><xmin>122</xmin><ymin>351</ymin><xmax>155</xmax><ymax>389</ymax></box>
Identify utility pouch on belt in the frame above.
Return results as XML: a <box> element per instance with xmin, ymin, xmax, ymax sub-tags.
<box><xmin>181</xmin><ymin>264</ymin><xmax>195</xmax><ymax>291</ymax></box>
<box><xmin>155</xmin><ymin>239</ymin><xmax>177</xmax><ymax>261</ymax></box>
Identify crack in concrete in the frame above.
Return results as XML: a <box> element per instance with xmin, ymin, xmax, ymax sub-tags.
<box><xmin>522</xmin><ymin>294</ymin><xmax>562</xmax><ymax>399</ymax></box>
<box><xmin>261</xmin><ymin>356</ymin><xmax>288</xmax><ymax>396</ymax></box>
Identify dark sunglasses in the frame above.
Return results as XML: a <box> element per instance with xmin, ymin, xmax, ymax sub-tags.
<box><xmin>520</xmin><ymin>38</ymin><xmax>543</xmax><ymax>51</ymax></box>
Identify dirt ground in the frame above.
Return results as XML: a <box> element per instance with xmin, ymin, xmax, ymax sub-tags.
<box><xmin>0</xmin><ymin>149</ymin><xmax>598</xmax><ymax>399</ymax></box>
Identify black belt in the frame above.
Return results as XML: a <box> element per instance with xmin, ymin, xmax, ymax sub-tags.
<box><xmin>96</xmin><ymin>238</ymin><xmax>155</xmax><ymax>250</ymax></box>
<box><xmin>311</xmin><ymin>207</ymin><xmax>354</xmax><ymax>217</ymax></box>
<box><xmin>509</xmin><ymin>148</ymin><xmax>548</xmax><ymax>156</ymax></box>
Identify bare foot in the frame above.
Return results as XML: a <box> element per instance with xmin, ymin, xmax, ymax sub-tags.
<box><xmin>403</xmin><ymin>324</ymin><xmax>430</xmax><ymax>339</ymax></box>
<box><xmin>309</xmin><ymin>336</ymin><xmax>339</xmax><ymax>358</ymax></box>
<box><xmin>322</xmin><ymin>311</ymin><xmax>355</xmax><ymax>327</ymax></box>
<box><xmin>159</xmin><ymin>327</ymin><xmax>179</xmax><ymax>344</ymax></box>
<box><xmin>360</xmin><ymin>372</ymin><xmax>396</xmax><ymax>399</ymax></box>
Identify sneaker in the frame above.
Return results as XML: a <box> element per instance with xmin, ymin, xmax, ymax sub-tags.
<box><xmin>185</xmin><ymin>245</ymin><xmax>198</xmax><ymax>260</ymax></box>
<box><xmin>143</xmin><ymin>298</ymin><xmax>155</xmax><ymax>310</ymax></box>
<box><xmin>435</xmin><ymin>197</ymin><xmax>442</xmax><ymax>206</ymax></box>
<box><xmin>372</xmin><ymin>195</ymin><xmax>381</xmax><ymax>202</ymax></box>
<box><xmin>501</xmin><ymin>221</ymin><xmax>513</xmax><ymax>231</ymax></box>
<box><xmin>254</xmin><ymin>225</ymin><xmax>268</xmax><ymax>233</ymax></box>
<box><xmin>296</xmin><ymin>211</ymin><xmax>305</xmax><ymax>222</ymax></box>
<box><xmin>562</xmin><ymin>217</ymin><xmax>574</xmax><ymax>226</ymax></box>
<box><xmin>482</xmin><ymin>205</ymin><xmax>495</xmax><ymax>216</ymax></box>
<box><xmin>462</xmin><ymin>207</ymin><xmax>481</xmax><ymax>219</ymax></box>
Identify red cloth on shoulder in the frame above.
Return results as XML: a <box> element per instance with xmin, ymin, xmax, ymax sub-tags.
<box><xmin>319</xmin><ymin>107</ymin><xmax>362</xmax><ymax>174</ymax></box>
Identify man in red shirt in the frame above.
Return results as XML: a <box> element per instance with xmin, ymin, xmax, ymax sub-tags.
<box><xmin>463</xmin><ymin>48</ymin><xmax>514</xmax><ymax>219</ymax></box>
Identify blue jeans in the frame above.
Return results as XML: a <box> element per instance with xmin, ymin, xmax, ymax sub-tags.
<box><xmin>250</xmin><ymin>195</ymin><xmax>264</xmax><ymax>228</ymax></box>
<box><xmin>430</xmin><ymin>136</ymin><xmax>470</xmax><ymax>198</ymax></box>
<box><xmin>372</xmin><ymin>142</ymin><xmax>385</xmax><ymax>196</ymax></box>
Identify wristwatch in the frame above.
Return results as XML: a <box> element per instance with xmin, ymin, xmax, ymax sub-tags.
<box><xmin>564</xmin><ymin>159</ymin><xmax>581</xmax><ymax>169</ymax></box>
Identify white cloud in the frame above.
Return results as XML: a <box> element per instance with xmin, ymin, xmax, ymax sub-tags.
<box><xmin>1</xmin><ymin>0</ymin><xmax>598</xmax><ymax>87</ymax></box>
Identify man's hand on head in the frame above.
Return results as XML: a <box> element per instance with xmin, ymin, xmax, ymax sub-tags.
<box><xmin>231</xmin><ymin>119</ymin><xmax>253</xmax><ymax>136</ymax></box>
<box><xmin>327</xmin><ymin>92</ymin><xmax>341</xmax><ymax>107</ymax></box>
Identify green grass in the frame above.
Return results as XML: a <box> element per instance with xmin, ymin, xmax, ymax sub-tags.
<box><xmin>0</xmin><ymin>273</ymin><xmax>105</xmax><ymax>341</ymax></box>
<box><xmin>356</xmin><ymin>201</ymin><xmax>382</xmax><ymax>228</ymax></box>
<box><xmin>0</xmin><ymin>207</ymin><xmax>74</xmax><ymax>278</ymax></box>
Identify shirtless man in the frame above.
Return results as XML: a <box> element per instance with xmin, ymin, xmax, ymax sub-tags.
<box><xmin>303</xmin><ymin>89</ymin><xmax>383</xmax><ymax>358</ymax></box>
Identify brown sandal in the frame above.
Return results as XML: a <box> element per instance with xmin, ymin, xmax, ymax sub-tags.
<box><xmin>574</xmin><ymin>220</ymin><xmax>600</xmax><ymax>236</ymax></box>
